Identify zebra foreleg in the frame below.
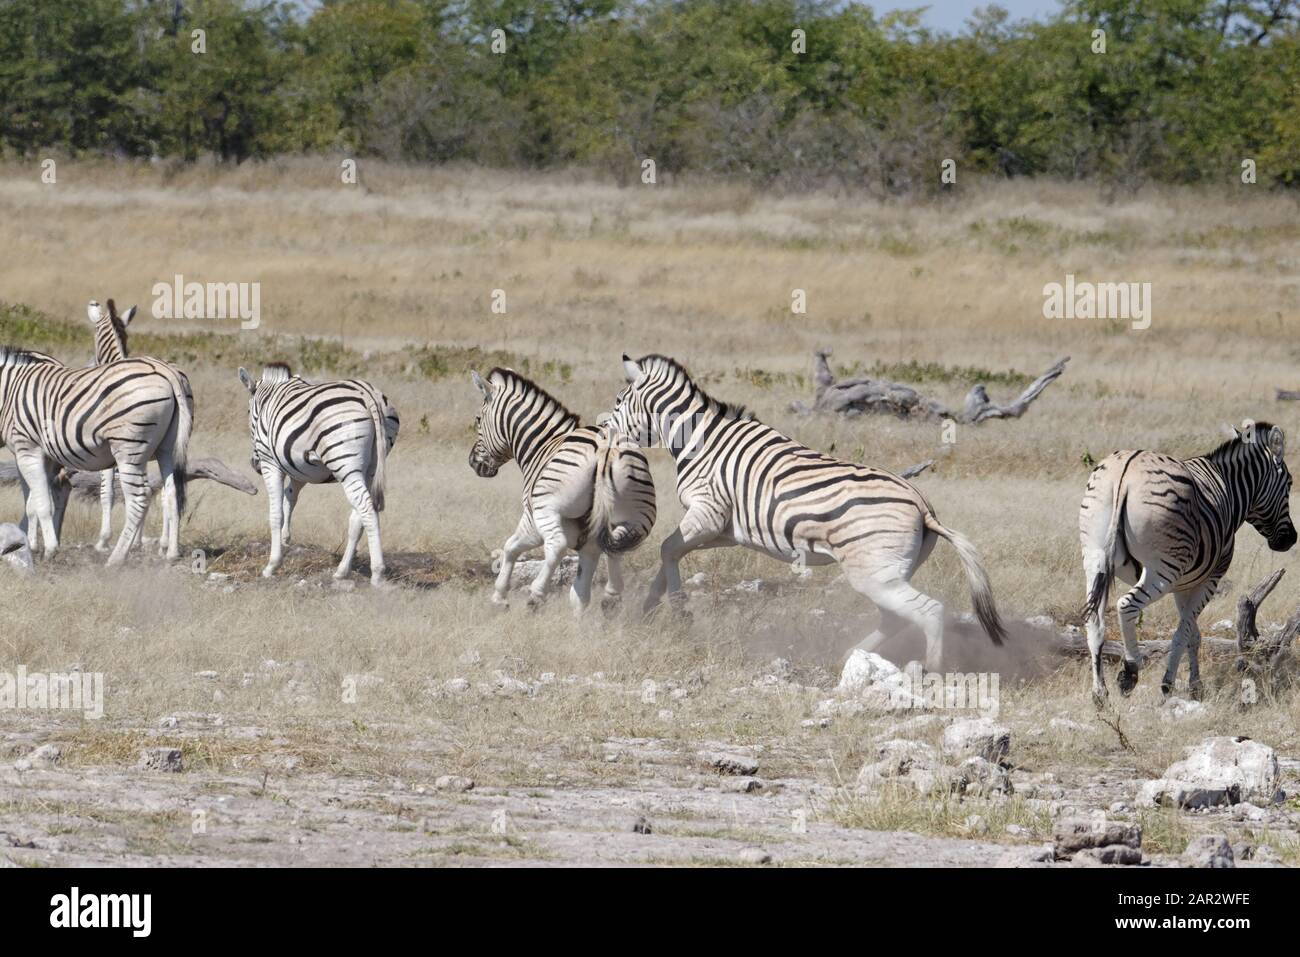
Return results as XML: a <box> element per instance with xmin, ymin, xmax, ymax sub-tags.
<box><xmin>14</xmin><ymin>449</ymin><xmax>60</xmax><ymax>560</ymax></box>
<box><xmin>282</xmin><ymin>477</ymin><xmax>305</xmax><ymax>544</ymax></box>
<box><xmin>643</xmin><ymin>509</ymin><xmax>727</xmax><ymax>616</ymax></box>
<box><xmin>492</xmin><ymin>515</ymin><xmax>541</xmax><ymax>607</ymax></box>
<box><xmin>260</xmin><ymin>462</ymin><xmax>287</xmax><ymax>577</ymax></box>
<box><xmin>96</xmin><ymin>469</ymin><xmax>115</xmax><ymax>552</ymax></box>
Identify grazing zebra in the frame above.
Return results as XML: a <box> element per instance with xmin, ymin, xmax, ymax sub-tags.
<box><xmin>469</xmin><ymin>368</ymin><xmax>656</xmax><ymax>612</ymax></box>
<box><xmin>1080</xmin><ymin>422</ymin><xmax>1295</xmax><ymax>703</ymax></box>
<box><xmin>238</xmin><ymin>364</ymin><xmax>398</xmax><ymax>584</ymax></box>
<box><xmin>0</xmin><ymin>343</ymin><xmax>193</xmax><ymax>564</ymax></box>
<box><xmin>606</xmin><ymin>354</ymin><xmax>1004</xmax><ymax>673</ymax></box>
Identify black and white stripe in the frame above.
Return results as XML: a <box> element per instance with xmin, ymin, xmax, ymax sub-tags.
<box><xmin>0</xmin><ymin>340</ymin><xmax>193</xmax><ymax>564</ymax></box>
<box><xmin>238</xmin><ymin>363</ymin><xmax>399</xmax><ymax>584</ymax></box>
<box><xmin>470</xmin><ymin>368</ymin><xmax>656</xmax><ymax>612</ymax></box>
<box><xmin>607</xmin><ymin>354</ymin><xmax>1004</xmax><ymax>676</ymax></box>
<box><xmin>1080</xmin><ymin>422</ymin><xmax>1295</xmax><ymax>701</ymax></box>
<box><xmin>88</xmin><ymin>299</ymin><xmax>136</xmax><ymax>552</ymax></box>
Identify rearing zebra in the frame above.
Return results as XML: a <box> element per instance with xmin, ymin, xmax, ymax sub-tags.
<box><xmin>606</xmin><ymin>354</ymin><xmax>1005</xmax><ymax>675</ymax></box>
<box><xmin>238</xmin><ymin>364</ymin><xmax>398</xmax><ymax>585</ymax></box>
<box><xmin>469</xmin><ymin>368</ymin><xmax>656</xmax><ymax>612</ymax></box>
<box><xmin>0</xmin><ymin>343</ymin><xmax>193</xmax><ymax>564</ymax></box>
<box><xmin>1079</xmin><ymin>422</ymin><xmax>1295</xmax><ymax>703</ymax></box>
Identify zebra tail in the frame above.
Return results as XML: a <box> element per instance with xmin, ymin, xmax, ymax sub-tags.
<box><xmin>362</xmin><ymin>386</ymin><xmax>388</xmax><ymax>513</ymax></box>
<box><xmin>171</xmin><ymin>372</ymin><xmax>193</xmax><ymax>518</ymax></box>
<box><xmin>592</xmin><ymin>442</ymin><xmax>655</xmax><ymax>555</ymax></box>
<box><xmin>924</xmin><ymin>514</ymin><xmax>1006</xmax><ymax>646</ymax></box>
<box><xmin>1081</xmin><ymin>486</ymin><xmax>1124</xmax><ymax>623</ymax></box>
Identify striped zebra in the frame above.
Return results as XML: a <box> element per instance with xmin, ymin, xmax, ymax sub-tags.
<box><xmin>88</xmin><ymin>299</ymin><xmax>136</xmax><ymax>552</ymax></box>
<box><xmin>606</xmin><ymin>355</ymin><xmax>1005</xmax><ymax>675</ymax></box>
<box><xmin>238</xmin><ymin>364</ymin><xmax>399</xmax><ymax>584</ymax></box>
<box><xmin>1080</xmin><ymin>422</ymin><xmax>1295</xmax><ymax>703</ymax></box>
<box><xmin>0</xmin><ymin>341</ymin><xmax>193</xmax><ymax>564</ymax></box>
<box><xmin>469</xmin><ymin>368</ymin><xmax>656</xmax><ymax>612</ymax></box>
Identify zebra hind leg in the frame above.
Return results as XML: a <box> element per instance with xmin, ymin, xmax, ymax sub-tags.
<box><xmin>155</xmin><ymin>445</ymin><xmax>181</xmax><ymax>561</ymax></box>
<box><xmin>339</xmin><ymin>474</ymin><xmax>384</xmax><ymax>585</ymax></box>
<box><xmin>843</xmin><ymin>563</ymin><xmax>945</xmax><ymax>673</ymax></box>
<box><xmin>107</xmin><ymin>460</ymin><xmax>151</xmax><ymax>566</ymax></box>
<box><xmin>336</xmin><ymin>508</ymin><xmax>363</xmax><ymax>580</ymax></box>
<box><xmin>601</xmin><ymin>553</ymin><xmax>625</xmax><ymax>616</ymax></box>
<box><xmin>1082</xmin><ymin>549</ymin><xmax>1111</xmax><ymax>706</ymax></box>
<box><xmin>526</xmin><ymin>519</ymin><xmax>571</xmax><ymax>609</ymax></box>
<box><xmin>569</xmin><ymin>541</ymin><xmax>602</xmax><ymax>616</ymax></box>
<box><xmin>1115</xmin><ymin>568</ymin><xmax>1173</xmax><ymax>697</ymax></box>
<box><xmin>1167</xmin><ymin>583</ymin><xmax>1214</xmax><ymax>698</ymax></box>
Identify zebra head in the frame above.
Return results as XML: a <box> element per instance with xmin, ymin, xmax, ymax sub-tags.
<box><xmin>1243</xmin><ymin>424</ymin><xmax>1296</xmax><ymax>552</ymax></box>
<box><xmin>87</xmin><ymin>299</ymin><xmax>134</xmax><ymax>365</ymax></box>
<box><xmin>239</xmin><ymin>364</ymin><xmax>293</xmax><ymax>473</ymax></box>
<box><xmin>609</xmin><ymin>354</ymin><xmax>748</xmax><ymax>455</ymax></box>
<box><xmin>469</xmin><ymin>370</ymin><xmax>508</xmax><ymax>477</ymax></box>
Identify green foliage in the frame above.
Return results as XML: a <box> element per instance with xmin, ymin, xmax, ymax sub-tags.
<box><xmin>0</xmin><ymin>0</ymin><xmax>1297</xmax><ymax>188</ymax></box>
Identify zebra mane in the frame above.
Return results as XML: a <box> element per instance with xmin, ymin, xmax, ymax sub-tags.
<box><xmin>635</xmin><ymin>354</ymin><xmax>751</xmax><ymax>420</ymax></box>
<box><xmin>262</xmin><ymin>363</ymin><xmax>293</xmax><ymax>384</ymax></box>
<box><xmin>1206</xmin><ymin>422</ymin><xmax>1278</xmax><ymax>462</ymax></box>
<box><xmin>0</xmin><ymin>345</ymin><xmax>56</xmax><ymax>367</ymax></box>
<box><xmin>488</xmin><ymin>367</ymin><xmax>581</xmax><ymax>428</ymax></box>
<box><xmin>103</xmin><ymin>299</ymin><xmax>130</xmax><ymax>357</ymax></box>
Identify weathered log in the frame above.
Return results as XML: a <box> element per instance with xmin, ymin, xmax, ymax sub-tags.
<box><xmin>792</xmin><ymin>350</ymin><xmax>1070</xmax><ymax>423</ymax></box>
<box><xmin>1277</xmin><ymin>389</ymin><xmax>1300</xmax><ymax>401</ymax></box>
<box><xmin>899</xmin><ymin>459</ymin><xmax>934</xmax><ymax>479</ymax></box>
<box><xmin>0</xmin><ymin>457</ymin><xmax>258</xmax><ymax>500</ymax></box>
<box><xmin>1050</xmin><ymin>630</ymin><xmax>1241</xmax><ymax>662</ymax></box>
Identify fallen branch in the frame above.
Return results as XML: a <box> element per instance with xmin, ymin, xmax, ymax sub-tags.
<box><xmin>1277</xmin><ymin>389</ymin><xmax>1300</xmax><ymax>401</ymax></box>
<box><xmin>0</xmin><ymin>457</ymin><xmax>259</xmax><ymax>500</ymax></box>
<box><xmin>791</xmin><ymin>350</ymin><xmax>1070</xmax><ymax>423</ymax></box>
<box><xmin>1051</xmin><ymin>630</ymin><xmax>1241</xmax><ymax>662</ymax></box>
<box><xmin>899</xmin><ymin>459</ymin><xmax>934</xmax><ymax>480</ymax></box>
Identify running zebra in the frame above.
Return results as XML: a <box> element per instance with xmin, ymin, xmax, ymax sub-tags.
<box><xmin>0</xmin><ymin>342</ymin><xmax>193</xmax><ymax>564</ymax></box>
<box><xmin>238</xmin><ymin>364</ymin><xmax>399</xmax><ymax>585</ymax></box>
<box><xmin>469</xmin><ymin>368</ymin><xmax>656</xmax><ymax>612</ymax></box>
<box><xmin>1080</xmin><ymin>423</ymin><xmax>1295</xmax><ymax>703</ymax></box>
<box><xmin>606</xmin><ymin>354</ymin><xmax>1004</xmax><ymax>675</ymax></box>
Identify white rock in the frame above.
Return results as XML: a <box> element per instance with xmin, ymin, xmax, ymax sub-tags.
<box><xmin>1157</xmin><ymin>736</ymin><xmax>1280</xmax><ymax>805</ymax></box>
<box><xmin>837</xmin><ymin>649</ymin><xmax>901</xmax><ymax>692</ymax></box>
<box><xmin>942</xmin><ymin>718</ymin><xmax>1011</xmax><ymax>762</ymax></box>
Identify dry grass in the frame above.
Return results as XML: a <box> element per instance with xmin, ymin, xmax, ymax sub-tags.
<box><xmin>1</xmin><ymin>159</ymin><xmax>1298</xmax><ymax>862</ymax></box>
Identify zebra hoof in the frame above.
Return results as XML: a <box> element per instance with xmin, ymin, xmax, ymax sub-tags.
<box><xmin>600</xmin><ymin>595</ymin><xmax>622</xmax><ymax>617</ymax></box>
<box><xmin>1091</xmin><ymin>688</ymin><xmax>1108</xmax><ymax>710</ymax></box>
<box><xmin>526</xmin><ymin>594</ymin><xmax>545</xmax><ymax>611</ymax></box>
<box><xmin>93</xmin><ymin>543</ymin><xmax>110</xmax><ymax>554</ymax></box>
<box><xmin>1187</xmin><ymin>680</ymin><xmax>1203</xmax><ymax>701</ymax></box>
<box><xmin>1116</xmin><ymin>662</ymin><xmax>1139</xmax><ymax>696</ymax></box>
<box><xmin>261</xmin><ymin>565</ymin><xmax>277</xmax><ymax>579</ymax></box>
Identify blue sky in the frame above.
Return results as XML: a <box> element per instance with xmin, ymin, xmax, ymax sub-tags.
<box><xmin>859</xmin><ymin>1</ymin><xmax>1065</xmax><ymax>32</ymax></box>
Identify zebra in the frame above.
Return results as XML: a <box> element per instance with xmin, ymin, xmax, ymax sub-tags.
<box><xmin>88</xmin><ymin>299</ymin><xmax>136</xmax><ymax>552</ymax></box>
<box><xmin>606</xmin><ymin>354</ymin><xmax>1005</xmax><ymax>675</ymax></box>
<box><xmin>238</xmin><ymin>364</ymin><xmax>398</xmax><ymax>585</ymax></box>
<box><xmin>0</xmin><ymin>343</ymin><xmax>193</xmax><ymax>564</ymax></box>
<box><xmin>1080</xmin><ymin>422</ymin><xmax>1295</xmax><ymax>703</ymax></box>
<box><xmin>469</xmin><ymin>368</ymin><xmax>656</xmax><ymax>612</ymax></box>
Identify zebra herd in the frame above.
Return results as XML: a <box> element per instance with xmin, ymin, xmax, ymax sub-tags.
<box><xmin>1</xmin><ymin>308</ymin><xmax>1295</xmax><ymax>704</ymax></box>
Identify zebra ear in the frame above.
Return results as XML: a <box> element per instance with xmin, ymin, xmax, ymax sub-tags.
<box><xmin>86</xmin><ymin>300</ymin><xmax>102</xmax><ymax>324</ymax></box>
<box><xmin>622</xmin><ymin>354</ymin><xmax>642</xmax><ymax>384</ymax></box>
<box><xmin>238</xmin><ymin>367</ymin><xmax>256</xmax><ymax>394</ymax></box>
<box><xmin>471</xmin><ymin>369</ymin><xmax>491</xmax><ymax>399</ymax></box>
<box><xmin>1268</xmin><ymin>426</ymin><xmax>1285</xmax><ymax>460</ymax></box>
<box><xmin>121</xmin><ymin>305</ymin><xmax>137</xmax><ymax>327</ymax></box>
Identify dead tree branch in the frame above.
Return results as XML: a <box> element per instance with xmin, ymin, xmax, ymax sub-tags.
<box><xmin>791</xmin><ymin>350</ymin><xmax>1069</xmax><ymax>422</ymax></box>
<box><xmin>1234</xmin><ymin>568</ymin><xmax>1300</xmax><ymax>676</ymax></box>
<box><xmin>1277</xmin><ymin>388</ymin><xmax>1300</xmax><ymax>401</ymax></box>
<box><xmin>0</xmin><ymin>457</ymin><xmax>259</xmax><ymax>500</ymax></box>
